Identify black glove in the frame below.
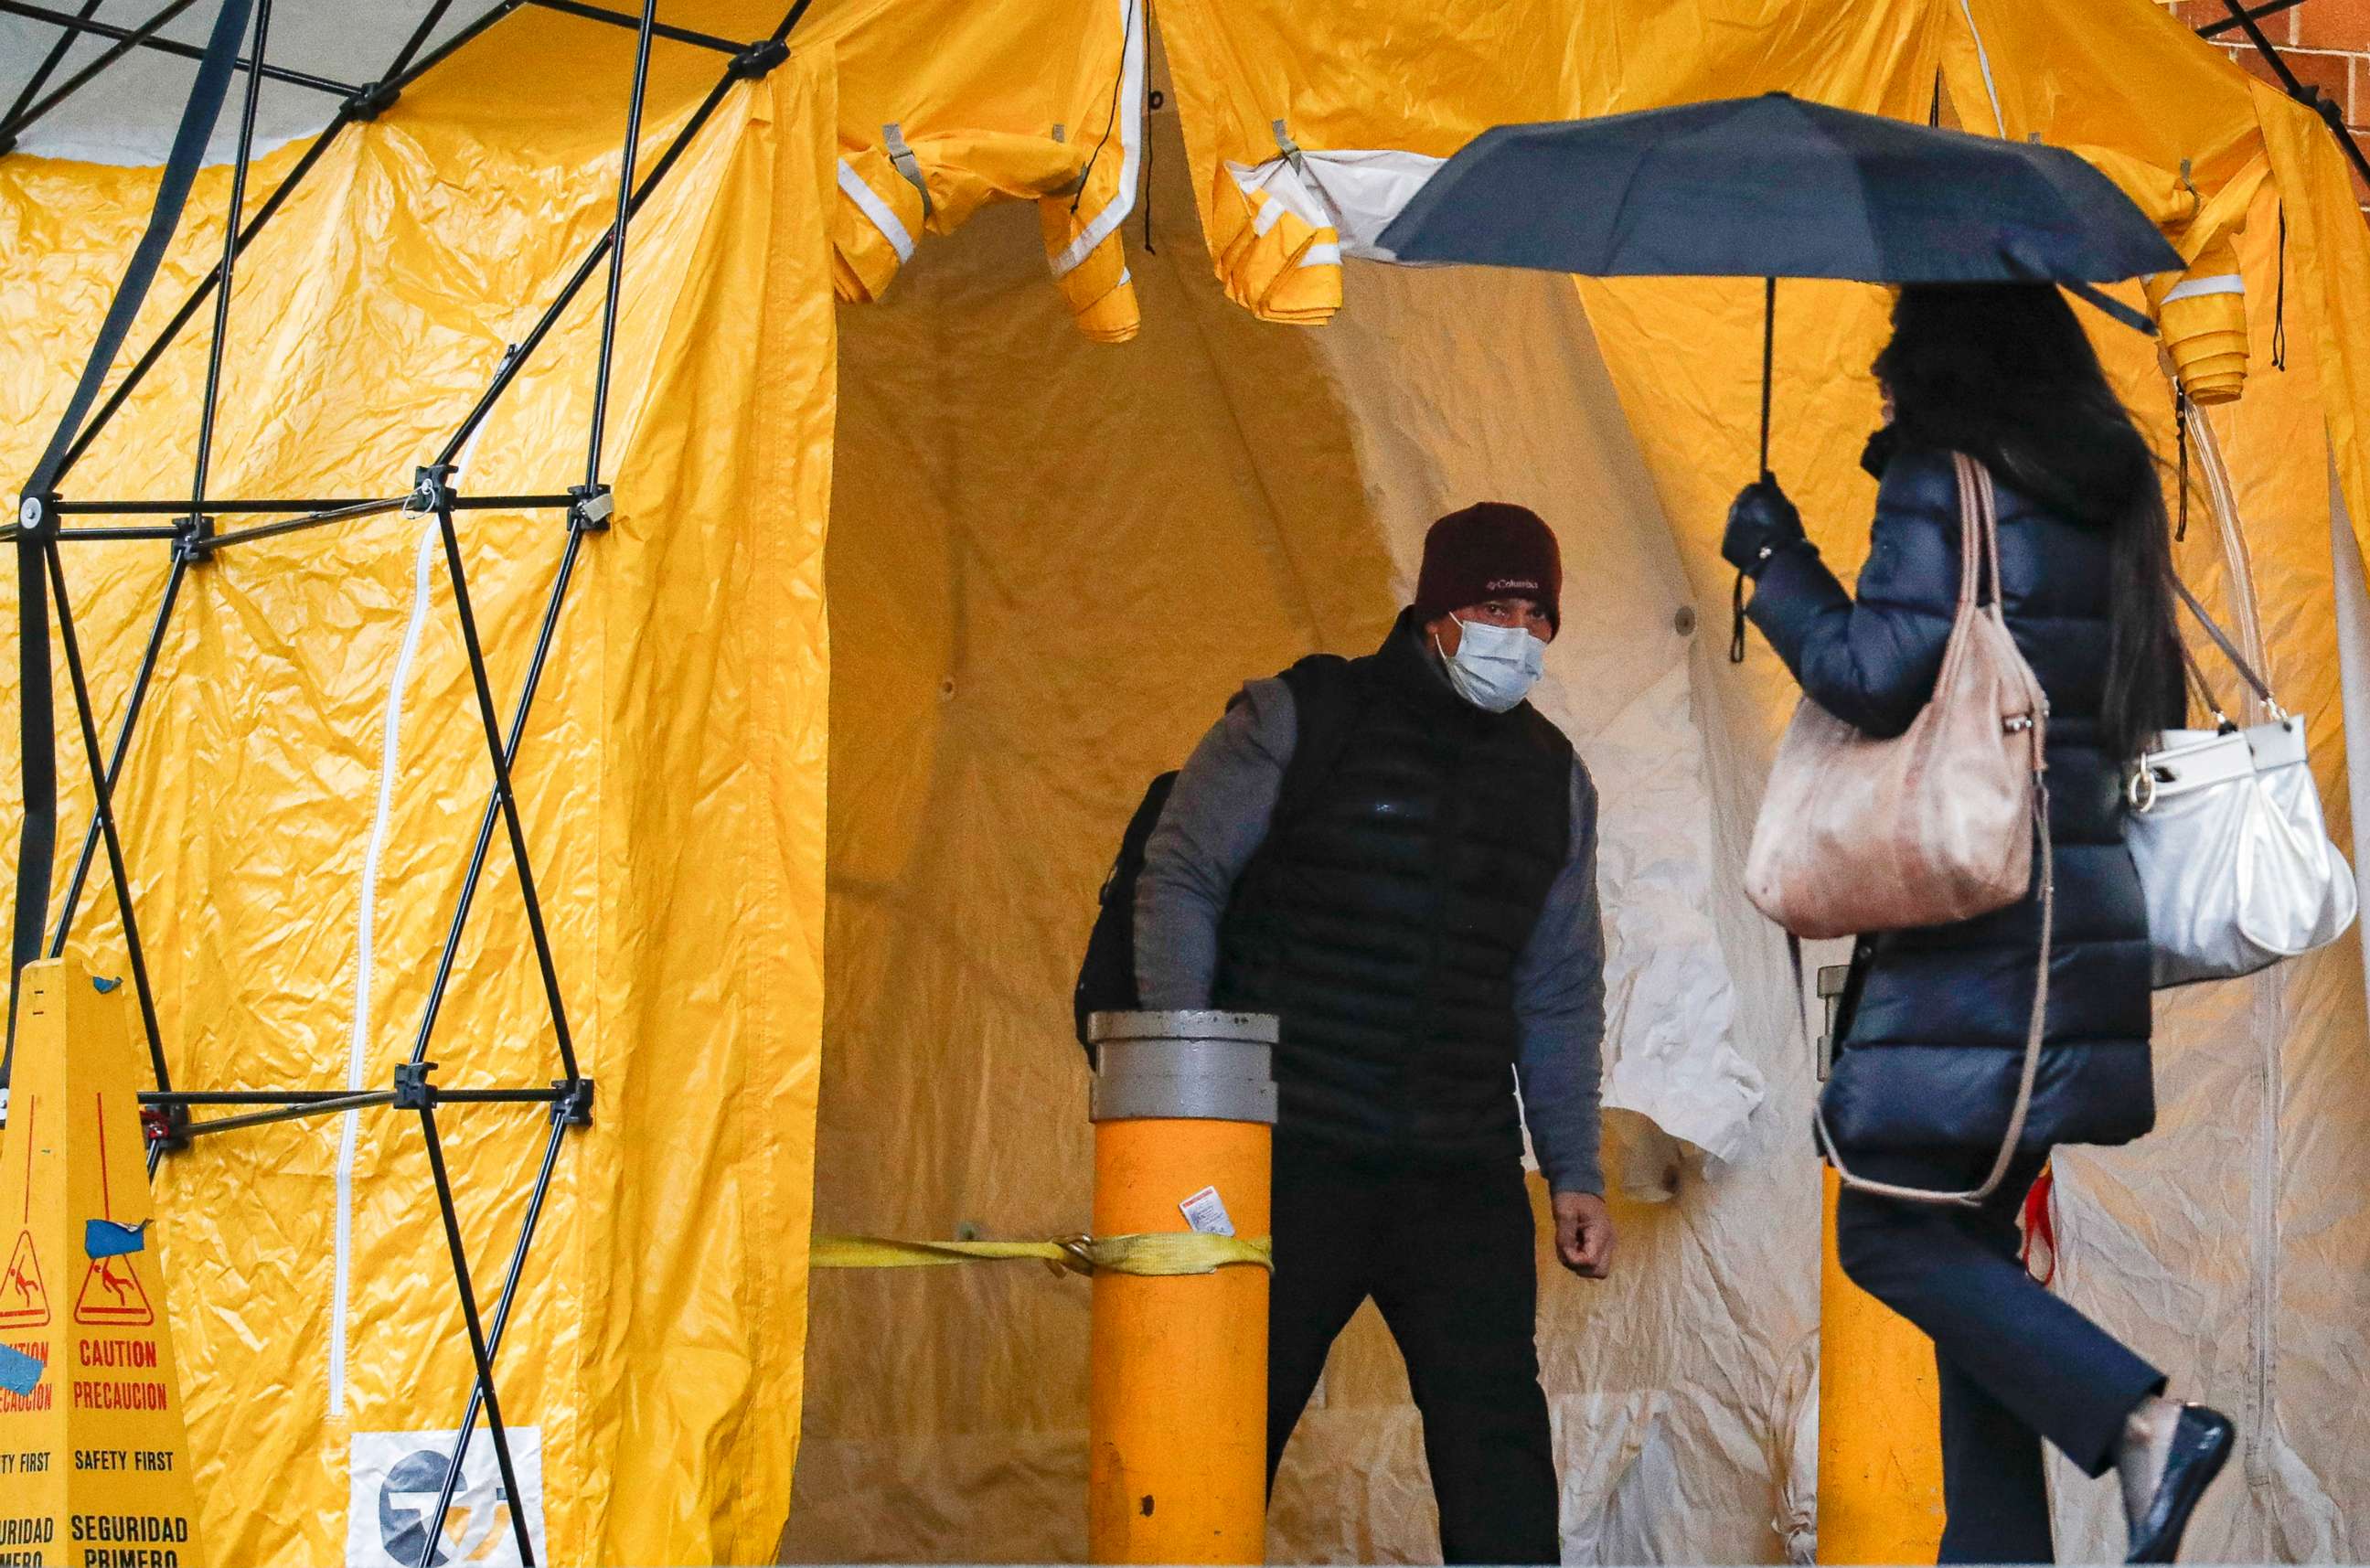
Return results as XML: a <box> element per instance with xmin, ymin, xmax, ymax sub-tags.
<box><xmin>1859</xmin><ymin>423</ymin><xmax>1900</xmax><ymax>481</ymax></box>
<box><xmin>1722</xmin><ymin>476</ymin><xmax>1806</xmax><ymax>578</ymax></box>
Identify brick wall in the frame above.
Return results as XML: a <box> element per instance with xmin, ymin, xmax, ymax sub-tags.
<box><xmin>2165</xmin><ymin>0</ymin><xmax>2370</xmax><ymax>204</ymax></box>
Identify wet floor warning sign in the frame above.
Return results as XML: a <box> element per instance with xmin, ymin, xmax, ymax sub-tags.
<box><xmin>0</xmin><ymin>1237</ymin><xmax>48</xmax><ymax>1332</ymax></box>
<box><xmin>0</xmin><ymin>960</ymin><xmax>202</xmax><ymax>1565</ymax></box>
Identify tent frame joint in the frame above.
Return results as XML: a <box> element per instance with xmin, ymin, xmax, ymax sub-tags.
<box><xmin>551</xmin><ymin>1076</ymin><xmax>594</xmax><ymax>1126</ymax></box>
<box><xmin>138</xmin><ymin>1099</ymin><xmax>191</xmax><ymax>1154</ymax></box>
<box><xmin>730</xmin><ymin>37</ymin><xmax>790</xmax><ymax>80</ymax></box>
<box><xmin>392</xmin><ymin>1060</ymin><xmax>439</xmax><ymax>1111</ymax></box>
<box><xmin>169</xmin><ymin>514</ymin><xmax>214</xmax><ymax>565</ymax></box>
<box><xmin>15</xmin><ymin>494</ymin><xmax>56</xmax><ymax>542</ymax></box>
<box><xmin>566</xmin><ymin>482</ymin><xmax>614</xmax><ymax>535</ymax></box>
<box><xmin>412</xmin><ymin>462</ymin><xmax>461</xmax><ymax>515</ymax></box>
<box><xmin>344</xmin><ymin>78</ymin><xmax>403</xmax><ymax>123</ymax></box>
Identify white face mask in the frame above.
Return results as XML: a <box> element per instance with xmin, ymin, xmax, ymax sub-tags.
<box><xmin>1436</xmin><ymin>617</ymin><xmax>1545</xmax><ymax>713</ymax></box>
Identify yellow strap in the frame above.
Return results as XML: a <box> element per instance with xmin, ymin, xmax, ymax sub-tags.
<box><xmin>810</xmin><ymin>1232</ymin><xmax>1273</xmax><ymax>1278</ymax></box>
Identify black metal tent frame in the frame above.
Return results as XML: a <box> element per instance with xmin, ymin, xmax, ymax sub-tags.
<box><xmin>0</xmin><ymin>4</ymin><xmax>809</xmax><ymax>1563</ymax></box>
<box><xmin>2204</xmin><ymin>0</ymin><xmax>2370</xmax><ymax>195</ymax></box>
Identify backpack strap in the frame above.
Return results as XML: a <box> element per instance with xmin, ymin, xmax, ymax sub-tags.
<box><xmin>1271</xmin><ymin>654</ymin><xmax>1361</xmax><ymax>831</ymax></box>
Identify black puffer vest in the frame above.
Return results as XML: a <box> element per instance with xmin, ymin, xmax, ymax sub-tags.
<box><xmin>1214</xmin><ymin>613</ymin><xmax>1573</xmax><ymax>1162</ymax></box>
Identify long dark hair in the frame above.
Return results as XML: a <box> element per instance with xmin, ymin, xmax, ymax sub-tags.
<box><xmin>1872</xmin><ymin>283</ymin><xmax>2183</xmax><ymax>762</ymax></box>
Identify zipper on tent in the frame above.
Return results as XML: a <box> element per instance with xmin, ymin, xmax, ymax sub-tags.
<box><xmin>2185</xmin><ymin>398</ymin><xmax>2281</xmax><ymax>1501</ymax></box>
<box><xmin>329</xmin><ymin>507</ymin><xmax>444</xmax><ymax>1419</ymax></box>
<box><xmin>330</xmin><ymin>408</ymin><xmax>488</xmax><ymax>1418</ymax></box>
<box><xmin>2247</xmin><ymin>969</ymin><xmax>2282</xmax><ymax>1497</ymax></box>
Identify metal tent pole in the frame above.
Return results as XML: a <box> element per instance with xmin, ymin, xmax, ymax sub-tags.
<box><xmin>42</xmin><ymin>545</ymin><xmax>167</xmax><ymax>1094</ymax></box>
<box><xmin>0</xmin><ymin>0</ymin><xmax>355</xmax><ymax>101</ymax></box>
<box><xmin>188</xmin><ymin>0</ymin><xmax>273</xmax><ymax>529</ymax></box>
<box><xmin>0</xmin><ymin>0</ymin><xmax>203</xmax><ymax>147</ymax></box>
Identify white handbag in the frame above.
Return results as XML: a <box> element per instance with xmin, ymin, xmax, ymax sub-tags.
<box><xmin>2127</xmin><ymin>581</ymin><xmax>2357</xmax><ymax>987</ymax></box>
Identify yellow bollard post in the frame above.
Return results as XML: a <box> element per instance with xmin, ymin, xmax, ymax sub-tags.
<box><xmin>1085</xmin><ymin>1010</ymin><xmax>1276</xmax><ymax>1566</ymax></box>
<box><xmin>1816</xmin><ymin>1163</ymin><xmax>1944</xmax><ymax>1563</ymax></box>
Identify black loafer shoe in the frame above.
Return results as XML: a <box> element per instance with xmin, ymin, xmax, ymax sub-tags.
<box><xmin>2126</xmin><ymin>1404</ymin><xmax>2235</xmax><ymax>1563</ymax></box>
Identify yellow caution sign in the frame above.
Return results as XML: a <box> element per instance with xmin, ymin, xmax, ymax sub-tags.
<box><xmin>0</xmin><ymin>958</ymin><xmax>202</xmax><ymax>1567</ymax></box>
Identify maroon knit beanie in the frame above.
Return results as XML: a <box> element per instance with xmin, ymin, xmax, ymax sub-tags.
<box><xmin>1413</xmin><ymin>503</ymin><xmax>1562</xmax><ymax>630</ymax></box>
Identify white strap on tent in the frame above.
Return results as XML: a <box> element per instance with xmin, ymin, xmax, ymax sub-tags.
<box><xmin>1958</xmin><ymin>0</ymin><xmax>2009</xmax><ymax>137</ymax></box>
<box><xmin>328</xmin><ymin>420</ymin><xmax>489</xmax><ymax>1419</ymax></box>
<box><xmin>327</xmin><ymin>504</ymin><xmax>443</xmax><ymax>1419</ymax></box>
<box><xmin>1271</xmin><ymin>119</ymin><xmax>1312</xmax><ymax>179</ymax></box>
<box><xmin>837</xmin><ymin>156</ymin><xmax>916</xmax><ymax>263</ymax></box>
<box><xmin>1048</xmin><ymin>0</ymin><xmax>1145</xmax><ymax>280</ymax></box>
<box><xmin>2164</xmin><ymin>272</ymin><xmax>2245</xmax><ymax>303</ymax></box>
<box><xmin>881</xmin><ymin>123</ymin><xmax>934</xmax><ymax>219</ymax></box>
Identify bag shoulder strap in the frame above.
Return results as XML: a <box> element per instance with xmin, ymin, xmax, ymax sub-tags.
<box><xmin>2172</xmin><ymin>575</ymin><xmax>2279</xmax><ymax>720</ymax></box>
<box><xmin>1818</xmin><ymin>783</ymin><xmax>2055</xmax><ymax>1210</ymax></box>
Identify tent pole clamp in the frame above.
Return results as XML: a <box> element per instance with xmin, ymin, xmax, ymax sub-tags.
<box><xmin>552</xmin><ymin>1077</ymin><xmax>594</xmax><ymax>1127</ymax></box>
<box><xmin>344</xmin><ymin>79</ymin><xmax>401</xmax><ymax>123</ymax></box>
<box><xmin>730</xmin><ymin>37</ymin><xmax>789</xmax><ymax>80</ymax></box>
<box><xmin>171</xmin><ymin>513</ymin><xmax>215</xmax><ymax>564</ymax></box>
<box><xmin>412</xmin><ymin>462</ymin><xmax>459</xmax><ymax>515</ymax></box>
<box><xmin>392</xmin><ymin>1060</ymin><xmax>439</xmax><ymax>1110</ymax></box>
<box><xmin>15</xmin><ymin>492</ymin><xmax>56</xmax><ymax>542</ymax></box>
<box><xmin>567</xmin><ymin>482</ymin><xmax>614</xmax><ymax>535</ymax></box>
<box><xmin>140</xmin><ymin>1099</ymin><xmax>192</xmax><ymax>1153</ymax></box>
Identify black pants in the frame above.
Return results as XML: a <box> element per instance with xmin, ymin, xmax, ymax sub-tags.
<box><xmin>1835</xmin><ymin>1148</ymin><xmax>2167</xmax><ymax>1564</ymax></box>
<box><xmin>1266</xmin><ymin>1136</ymin><xmax>1560</xmax><ymax>1565</ymax></box>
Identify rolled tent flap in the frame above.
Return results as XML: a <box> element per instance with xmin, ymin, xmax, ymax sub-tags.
<box><xmin>1207</xmin><ymin>155</ymin><xmax>1343</xmax><ymax>323</ymax></box>
<box><xmin>814</xmin><ymin>0</ymin><xmax>1147</xmax><ymax>339</ymax></box>
<box><xmin>2066</xmin><ymin>141</ymin><xmax>2269</xmax><ymax>406</ymax></box>
<box><xmin>2151</xmin><ymin>229</ymin><xmax>2250</xmax><ymax>404</ymax></box>
<box><xmin>1204</xmin><ymin>144</ymin><xmax>1453</xmax><ymax>322</ymax></box>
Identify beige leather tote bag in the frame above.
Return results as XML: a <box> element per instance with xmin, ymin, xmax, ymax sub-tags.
<box><xmin>1745</xmin><ymin>453</ymin><xmax>2054</xmax><ymax>1207</ymax></box>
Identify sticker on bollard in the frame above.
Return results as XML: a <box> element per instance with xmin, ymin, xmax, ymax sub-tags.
<box><xmin>1178</xmin><ymin>1187</ymin><xmax>1234</xmax><ymax>1237</ymax></box>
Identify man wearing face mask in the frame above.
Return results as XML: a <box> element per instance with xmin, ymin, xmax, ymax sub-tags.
<box><xmin>1134</xmin><ymin>501</ymin><xmax>1609</xmax><ymax>1565</ymax></box>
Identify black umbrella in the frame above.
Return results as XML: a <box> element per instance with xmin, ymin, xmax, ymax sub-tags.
<box><xmin>1375</xmin><ymin>92</ymin><xmax>2183</xmax><ymax>650</ymax></box>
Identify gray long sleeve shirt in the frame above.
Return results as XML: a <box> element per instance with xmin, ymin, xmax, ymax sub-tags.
<box><xmin>1134</xmin><ymin>669</ymin><xmax>1607</xmax><ymax>1196</ymax></box>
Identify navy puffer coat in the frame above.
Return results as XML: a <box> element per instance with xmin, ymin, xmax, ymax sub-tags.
<box><xmin>1746</xmin><ymin>442</ymin><xmax>2157</xmax><ymax>1153</ymax></box>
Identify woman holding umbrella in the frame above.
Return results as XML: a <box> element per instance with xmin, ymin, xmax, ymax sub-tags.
<box><xmin>1723</xmin><ymin>283</ymin><xmax>2230</xmax><ymax>1563</ymax></box>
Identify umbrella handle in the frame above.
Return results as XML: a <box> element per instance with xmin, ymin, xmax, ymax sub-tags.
<box><xmin>1735</xmin><ymin>276</ymin><xmax>1776</xmax><ymax>666</ymax></box>
<box><xmin>1759</xmin><ymin>275</ymin><xmax>1776</xmax><ymax>482</ymax></box>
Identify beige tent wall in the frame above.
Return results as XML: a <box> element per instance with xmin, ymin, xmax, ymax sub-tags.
<box><xmin>1296</xmin><ymin>259</ymin><xmax>1811</xmax><ymax>1562</ymax></box>
<box><xmin>793</xmin><ymin>106</ymin><xmax>1813</xmax><ymax>1563</ymax></box>
<box><xmin>2031</xmin><ymin>190</ymin><xmax>2370</xmax><ymax>1563</ymax></box>
<box><xmin>1569</xmin><ymin>156</ymin><xmax>2370</xmax><ymax>1553</ymax></box>
<box><xmin>786</xmin><ymin>107</ymin><xmax>1391</xmax><ymax>1563</ymax></box>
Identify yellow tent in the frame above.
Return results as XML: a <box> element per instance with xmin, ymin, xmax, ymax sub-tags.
<box><xmin>1</xmin><ymin>0</ymin><xmax>2366</xmax><ymax>1562</ymax></box>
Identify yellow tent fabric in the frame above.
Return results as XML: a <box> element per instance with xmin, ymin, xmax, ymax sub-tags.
<box><xmin>0</xmin><ymin>15</ymin><xmax>836</xmax><ymax>1565</ymax></box>
<box><xmin>791</xmin><ymin>101</ymin><xmax>1790</xmax><ymax>1565</ymax></box>
<box><xmin>12</xmin><ymin>0</ymin><xmax>2370</xmax><ymax>1560</ymax></box>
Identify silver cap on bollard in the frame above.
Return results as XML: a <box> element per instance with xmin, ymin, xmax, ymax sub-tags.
<box><xmin>1087</xmin><ymin>1009</ymin><xmax>1278</xmax><ymax>1125</ymax></box>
